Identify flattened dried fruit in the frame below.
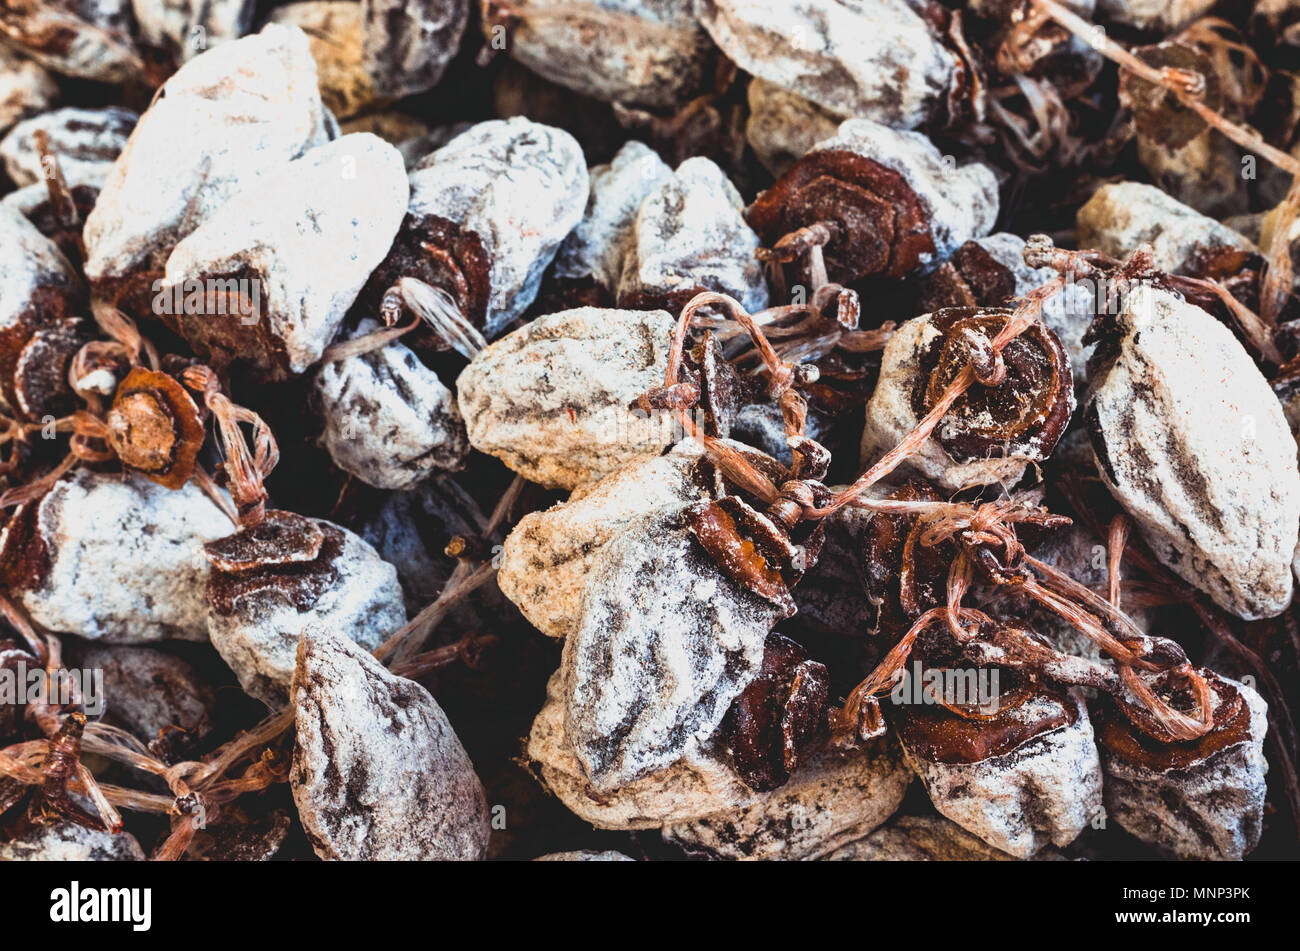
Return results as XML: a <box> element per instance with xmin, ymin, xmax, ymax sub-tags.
<box><xmin>497</xmin><ymin>439</ymin><xmax>713</xmax><ymax>640</ymax></box>
<box><xmin>1096</xmin><ymin>0</ymin><xmax>1217</xmax><ymax>33</ymax></box>
<box><xmin>83</xmin><ymin>24</ymin><xmax>331</xmax><ymax>307</ymax></box>
<box><xmin>920</xmin><ymin>233</ymin><xmax>1097</xmax><ymax>385</ymax></box>
<box><xmin>617</xmin><ymin>157</ymin><xmax>769</xmax><ymax>314</ymax></box>
<box><xmin>362</xmin><ymin>0</ymin><xmax>468</xmax><ymax>99</ymax></box>
<box><xmin>1095</xmin><ymin>671</ymin><xmax>1268</xmax><ymax>860</ymax></box>
<box><xmin>0</xmin><ymin>105</ymin><xmax>134</xmax><ymax>192</ymax></box>
<box><xmin>696</xmin><ymin>0</ymin><xmax>960</xmax><ymax>130</ymax></box>
<box><xmin>456</xmin><ymin>307</ymin><xmax>677</xmax><ymax>490</ymax></box>
<box><xmin>529</xmin><ymin>668</ymin><xmax>911</xmax><ymax>857</ymax></box>
<box><xmin>1086</xmin><ymin>285</ymin><xmax>1300</xmax><ymax>619</ymax></box>
<box><xmin>407</xmin><ymin>118</ymin><xmax>588</xmax><ymax>340</ymax></box>
<box><xmin>1075</xmin><ymin>182</ymin><xmax>1255</xmax><ymax>273</ymax></box>
<box><xmin>898</xmin><ymin>684</ymin><xmax>1103</xmax><ymax>858</ymax></box>
<box><xmin>75</xmin><ymin>644</ymin><xmax>216</xmax><ymax>759</ymax></box>
<box><xmin>745</xmin><ymin>78</ymin><xmax>843</xmax><ymax>178</ymax></box>
<box><xmin>291</xmin><ymin>627</ymin><xmax>489</xmax><ymax>860</ymax></box>
<box><xmin>314</xmin><ymin>319</ymin><xmax>469</xmax><ymax>489</ymax></box>
<box><xmin>204</xmin><ymin>511</ymin><xmax>407</xmax><ymax>706</ymax></box>
<box><xmin>270</xmin><ymin>2</ymin><xmax>377</xmax><ymax>119</ymax></box>
<box><xmin>16</xmin><ymin>470</ymin><xmax>234</xmax><ymax>643</ymax></box>
<box><xmin>132</xmin><ymin>0</ymin><xmax>257</xmax><ymax>63</ymax></box>
<box><xmin>552</xmin><ymin>140</ymin><xmax>673</xmax><ymax>300</ymax></box>
<box><xmin>0</xmin><ymin>0</ymin><xmax>142</xmax><ymax>83</ymax></box>
<box><xmin>161</xmin><ymin>134</ymin><xmax>408</xmax><ymax>381</ymax></box>
<box><xmin>863</xmin><ymin>308</ymin><xmax>1074</xmax><ymax>491</ymax></box>
<box><xmin>483</xmin><ymin>0</ymin><xmax>713</xmax><ymax>109</ymax></box>
<box><xmin>748</xmin><ymin>118</ymin><xmax>998</xmax><ymax>284</ymax></box>
<box><xmin>661</xmin><ymin>740</ymin><xmax>912</xmax><ymax>860</ymax></box>
<box><xmin>0</xmin><ymin>45</ymin><xmax>58</xmax><ymax>137</ymax></box>
<box><xmin>0</xmin><ymin>823</ymin><xmax>144</xmax><ymax>861</ymax></box>
<box><xmin>561</xmin><ymin>509</ymin><xmax>784</xmax><ymax>790</ymax></box>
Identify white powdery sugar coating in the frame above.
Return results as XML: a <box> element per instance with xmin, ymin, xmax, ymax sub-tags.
<box><xmin>83</xmin><ymin>24</ymin><xmax>329</xmax><ymax>282</ymax></box>
<box><xmin>206</xmin><ymin>520</ymin><xmax>407</xmax><ymax>707</ymax></box>
<box><xmin>745</xmin><ymin>78</ymin><xmax>843</xmax><ymax>178</ymax></box>
<box><xmin>1075</xmin><ymin>182</ymin><xmax>1255</xmax><ymax>273</ymax></box>
<box><xmin>362</xmin><ymin>0</ymin><xmax>468</xmax><ymax>99</ymax></box>
<box><xmin>553</xmin><ymin>140</ymin><xmax>672</xmax><ymax>289</ymax></box>
<box><xmin>314</xmin><ymin>319</ymin><xmax>468</xmax><ymax>490</ymax></box>
<box><xmin>530</xmin><ymin>669</ymin><xmax>910</xmax><ymax>856</ymax></box>
<box><xmin>902</xmin><ymin>692</ymin><xmax>1104</xmax><ymax>858</ymax></box>
<box><xmin>0</xmin><ymin>824</ymin><xmax>144</xmax><ymax>861</ymax></box>
<box><xmin>456</xmin><ymin>307</ymin><xmax>677</xmax><ymax>490</ymax></box>
<box><xmin>0</xmin><ymin>203</ymin><xmax>81</xmax><ymax>326</ymax></box>
<box><xmin>409</xmin><ymin>117</ymin><xmax>589</xmax><ymax>338</ymax></box>
<box><xmin>970</xmin><ymin>232</ymin><xmax>1097</xmax><ymax>385</ymax></box>
<box><xmin>530</xmin><ymin>670</ymin><xmax>751</xmax><ymax>827</ymax></box>
<box><xmin>862</xmin><ymin>313</ymin><xmax>1052</xmax><ymax>490</ymax></box>
<box><xmin>0</xmin><ymin>48</ymin><xmax>59</xmax><ymax>137</ymax></box>
<box><xmin>20</xmin><ymin>471</ymin><xmax>233</xmax><ymax>643</ymax></box>
<box><xmin>0</xmin><ymin>106</ymin><xmax>136</xmax><ymax>188</ymax></box>
<box><xmin>270</xmin><ymin>2</ymin><xmax>375</xmax><ymax>120</ymax></box>
<box><xmin>661</xmin><ymin>741</ymin><xmax>913</xmax><ymax>860</ymax></box>
<box><xmin>1088</xmin><ymin>286</ymin><xmax>1300</xmax><ymax>619</ymax></box>
<box><xmin>490</xmin><ymin>0</ymin><xmax>713</xmax><ymax>109</ymax></box>
<box><xmin>132</xmin><ymin>0</ymin><xmax>256</xmax><ymax>62</ymax></box>
<box><xmin>811</xmin><ymin>119</ymin><xmax>999</xmax><ymax>271</ymax></box>
<box><xmin>290</xmin><ymin>628</ymin><xmax>489</xmax><ymax>860</ymax></box>
<box><xmin>1100</xmin><ymin>677</ymin><xmax>1269</xmax><ymax>860</ymax></box>
<box><xmin>498</xmin><ymin>439</ymin><xmax>711</xmax><ymax>640</ymax></box>
<box><xmin>617</xmin><ymin>156</ymin><xmax>770</xmax><ymax>313</ymax></box>
<box><xmin>2</xmin><ymin>0</ymin><xmax>141</xmax><ymax>84</ymax></box>
<box><xmin>534</xmin><ymin>850</ymin><xmax>635</xmax><ymax>861</ymax></box>
<box><xmin>1096</xmin><ymin>0</ymin><xmax>1217</xmax><ymax>32</ymax></box>
<box><xmin>696</xmin><ymin>0</ymin><xmax>957</xmax><ymax>130</ymax></box>
<box><xmin>163</xmin><ymin>133</ymin><xmax>409</xmax><ymax>374</ymax></box>
<box><xmin>561</xmin><ymin>509</ymin><xmax>782</xmax><ymax>791</ymax></box>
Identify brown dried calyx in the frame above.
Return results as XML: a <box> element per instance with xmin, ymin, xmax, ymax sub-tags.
<box><xmin>897</xmin><ymin>673</ymin><xmax>1077</xmax><ymax>765</ymax></box>
<box><xmin>353</xmin><ymin>213</ymin><xmax>492</xmax><ymax>355</ymax></box>
<box><xmin>105</xmin><ymin>367</ymin><xmax>206</xmax><ymax>490</ymax></box>
<box><xmin>918</xmin><ymin>241</ymin><xmax>1020</xmax><ymax>314</ymax></box>
<box><xmin>722</xmin><ymin>632</ymin><xmax>829</xmax><ymax>791</ymax></box>
<box><xmin>204</xmin><ymin>511</ymin><xmax>343</xmax><ymax>616</ymax></box>
<box><xmin>1096</xmin><ymin>668</ymin><xmax>1251</xmax><ymax>771</ymax></box>
<box><xmin>747</xmin><ymin>151</ymin><xmax>934</xmax><ymax>285</ymax></box>
<box><xmin>916</xmin><ymin>307</ymin><xmax>1073</xmax><ymax>464</ymax></box>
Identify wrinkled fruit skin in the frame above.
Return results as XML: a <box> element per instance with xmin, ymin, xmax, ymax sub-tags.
<box><xmin>456</xmin><ymin>307</ymin><xmax>677</xmax><ymax>490</ymax></box>
<box><xmin>1094</xmin><ymin>674</ymin><xmax>1268</xmax><ymax>860</ymax></box>
<box><xmin>205</xmin><ymin>512</ymin><xmax>407</xmax><ymax>707</ymax></box>
<box><xmin>898</xmin><ymin>688</ymin><xmax>1104</xmax><ymax>858</ymax></box>
<box><xmin>561</xmin><ymin>508</ymin><xmax>783</xmax><ymax>790</ymax></box>
<box><xmin>1087</xmin><ymin>285</ymin><xmax>1300</xmax><ymax>619</ymax></box>
<box><xmin>291</xmin><ymin>628</ymin><xmax>490</xmax><ymax>860</ymax></box>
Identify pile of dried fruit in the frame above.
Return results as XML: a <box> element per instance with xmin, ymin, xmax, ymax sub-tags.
<box><xmin>1</xmin><ymin>0</ymin><xmax>1299</xmax><ymax>863</ymax></box>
